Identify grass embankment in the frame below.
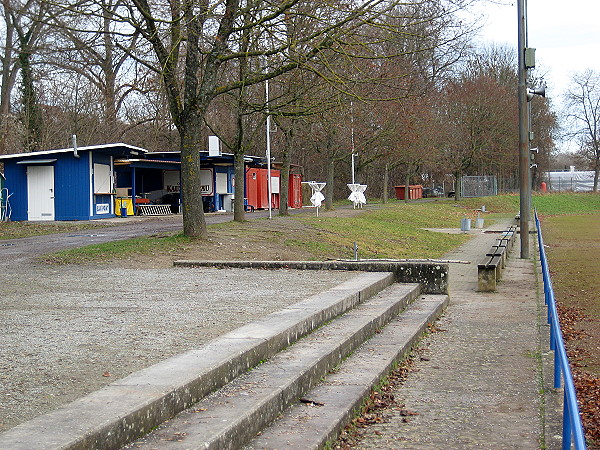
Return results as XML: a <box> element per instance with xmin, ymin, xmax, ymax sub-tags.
<box><xmin>28</xmin><ymin>192</ymin><xmax>600</xmax><ymax>265</ymax></box>
<box><xmin>291</xmin><ymin>202</ymin><xmax>474</xmax><ymax>260</ymax></box>
<box><xmin>460</xmin><ymin>191</ymin><xmax>600</xmax><ymax>215</ymax></box>
<box><xmin>42</xmin><ymin>233</ymin><xmax>194</xmax><ymax>264</ymax></box>
<box><xmin>44</xmin><ymin>199</ymin><xmax>492</xmax><ymax>264</ymax></box>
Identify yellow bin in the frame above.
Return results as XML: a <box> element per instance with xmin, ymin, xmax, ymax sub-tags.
<box><xmin>115</xmin><ymin>198</ymin><xmax>134</xmax><ymax>216</ymax></box>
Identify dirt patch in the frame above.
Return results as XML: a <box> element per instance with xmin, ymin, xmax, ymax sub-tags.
<box><xmin>110</xmin><ymin>216</ymin><xmax>326</xmax><ymax>269</ymax></box>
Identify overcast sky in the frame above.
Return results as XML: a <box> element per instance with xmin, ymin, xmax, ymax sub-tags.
<box><xmin>466</xmin><ymin>0</ymin><xmax>600</xmax><ymax>151</ymax></box>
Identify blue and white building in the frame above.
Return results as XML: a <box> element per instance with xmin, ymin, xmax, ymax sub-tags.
<box><xmin>0</xmin><ymin>142</ymin><xmax>270</xmax><ymax>221</ymax></box>
<box><xmin>0</xmin><ymin>143</ymin><xmax>146</xmax><ymax>221</ymax></box>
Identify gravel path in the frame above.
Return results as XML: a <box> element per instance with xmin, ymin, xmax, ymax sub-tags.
<box><xmin>0</xmin><ymin>263</ymin><xmax>353</xmax><ymax>432</ymax></box>
<box><xmin>0</xmin><ymin>213</ymin><xmax>354</xmax><ymax>433</ymax></box>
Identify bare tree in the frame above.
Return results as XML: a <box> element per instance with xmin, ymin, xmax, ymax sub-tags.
<box><xmin>88</xmin><ymin>0</ymin><xmax>470</xmax><ymax>237</ymax></box>
<box><xmin>3</xmin><ymin>0</ymin><xmax>51</xmax><ymax>151</ymax></box>
<box><xmin>565</xmin><ymin>69</ymin><xmax>600</xmax><ymax>191</ymax></box>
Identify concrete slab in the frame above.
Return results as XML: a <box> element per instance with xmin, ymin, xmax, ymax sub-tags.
<box><xmin>174</xmin><ymin>260</ymin><xmax>449</xmax><ymax>294</ymax></box>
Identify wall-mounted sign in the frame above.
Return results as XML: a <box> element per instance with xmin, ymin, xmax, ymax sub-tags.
<box><xmin>200</xmin><ymin>168</ymin><xmax>214</xmax><ymax>196</ymax></box>
<box><xmin>96</xmin><ymin>203</ymin><xmax>110</xmax><ymax>214</ymax></box>
<box><xmin>163</xmin><ymin>168</ymin><xmax>214</xmax><ymax>196</ymax></box>
<box><xmin>163</xmin><ymin>170</ymin><xmax>180</xmax><ymax>193</ymax></box>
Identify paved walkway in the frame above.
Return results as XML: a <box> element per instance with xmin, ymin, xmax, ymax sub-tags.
<box><xmin>355</xmin><ymin>219</ymin><xmax>563</xmax><ymax>449</ymax></box>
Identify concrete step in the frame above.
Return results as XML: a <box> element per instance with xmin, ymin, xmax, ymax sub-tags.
<box><xmin>126</xmin><ymin>283</ymin><xmax>424</xmax><ymax>449</ymax></box>
<box><xmin>246</xmin><ymin>294</ymin><xmax>449</xmax><ymax>449</ymax></box>
<box><xmin>0</xmin><ymin>272</ymin><xmax>395</xmax><ymax>450</ymax></box>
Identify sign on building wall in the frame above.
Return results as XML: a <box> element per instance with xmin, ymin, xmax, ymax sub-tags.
<box><xmin>200</xmin><ymin>168</ymin><xmax>213</xmax><ymax>196</ymax></box>
<box><xmin>96</xmin><ymin>203</ymin><xmax>110</xmax><ymax>214</ymax></box>
<box><xmin>163</xmin><ymin>169</ymin><xmax>214</xmax><ymax>196</ymax></box>
<box><xmin>164</xmin><ymin>170</ymin><xmax>180</xmax><ymax>193</ymax></box>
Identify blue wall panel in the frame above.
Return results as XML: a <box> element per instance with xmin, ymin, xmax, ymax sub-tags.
<box><xmin>4</xmin><ymin>162</ymin><xmax>29</xmax><ymax>221</ymax></box>
<box><xmin>54</xmin><ymin>152</ymin><xmax>92</xmax><ymax>220</ymax></box>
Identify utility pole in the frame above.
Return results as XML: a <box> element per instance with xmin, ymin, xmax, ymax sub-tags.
<box><xmin>517</xmin><ymin>0</ymin><xmax>530</xmax><ymax>258</ymax></box>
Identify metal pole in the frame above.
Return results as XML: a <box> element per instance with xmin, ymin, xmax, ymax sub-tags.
<box><xmin>518</xmin><ymin>0</ymin><xmax>530</xmax><ymax>258</ymax></box>
<box><xmin>350</xmin><ymin>101</ymin><xmax>356</xmax><ymax>185</ymax></box>
<box><xmin>266</xmin><ymin>79</ymin><xmax>272</xmax><ymax>219</ymax></box>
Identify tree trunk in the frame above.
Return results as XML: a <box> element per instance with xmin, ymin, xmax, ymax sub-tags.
<box><xmin>326</xmin><ymin>156</ymin><xmax>335</xmax><ymax>210</ymax></box>
<box><xmin>278</xmin><ymin>124</ymin><xmax>292</xmax><ymax>216</ymax></box>
<box><xmin>404</xmin><ymin>170</ymin><xmax>410</xmax><ymax>204</ymax></box>
<box><xmin>102</xmin><ymin>7</ymin><xmax>118</xmax><ymax>142</ymax></box>
<box><xmin>382</xmin><ymin>163</ymin><xmax>389</xmax><ymax>203</ymax></box>
<box><xmin>454</xmin><ymin>171</ymin><xmax>462</xmax><ymax>201</ymax></box>
<box><xmin>19</xmin><ymin>50</ymin><xmax>42</xmax><ymax>152</ymax></box>
<box><xmin>233</xmin><ymin>147</ymin><xmax>246</xmax><ymax>221</ymax></box>
<box><xmin>279</xmin><ymin>152</ymin><xmax>290</xmax><ymax>215</ymax></box>
<box><xmin>232</xmin><ymin>91</ymin><xmax>246</xmax><ymax>222</ymax></box>
<box><xmin>180</xmin><ymin>114</ymin><xmax>208</xmax><ymax>238</ymax></box>
<box><xmin>0</xmin><ymin>9</ymin><xmax>15</xmax><ymax>154</ymax></box>
<box><xmin>594</xmin><ymin>156</ymin><xmax>599</xmax><ymax>192</ymax></box>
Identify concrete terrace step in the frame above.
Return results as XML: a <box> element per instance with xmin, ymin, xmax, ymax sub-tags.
<box><xmin>0</xmin><ymin>272</ymin><xmax>395</xmax><ymax>450</ymax></box>
<box><xmin>125</xmin><ymin>283</ymin><xmax>426</xmax><ymax>449</ymax></box>
<box><xmin>246</xmin><ymin>294</ymin><xmax>449</xmax><ymax>449</ymax></box>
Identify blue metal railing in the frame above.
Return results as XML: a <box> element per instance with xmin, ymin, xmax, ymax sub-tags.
<box><xmin>535</xmin><ymin>211</ymin><xmax>586</xmax><ymax>450</ymax></box>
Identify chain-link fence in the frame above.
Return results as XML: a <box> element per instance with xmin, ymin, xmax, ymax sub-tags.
<box><xmin>461</xmin><ymin>175</ymin><xmax>498</xmax><ymax>198</ymax></box>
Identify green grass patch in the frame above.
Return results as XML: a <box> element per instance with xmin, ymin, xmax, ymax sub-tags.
<box><xmin>296</xmin><ymin>202</ymin><xmax>473</xmax><ymax>260</ymax></box>
<box><xmin>0</xmin><ymin>220</ymin><xmax>113</xmax><ymax>240</ymax></box>
<box><xmin>43</xmin><ymin>233</ymin><xmax>194</xmax><ymax>264</ymax></box>
<box><xmin>458</xmin><ymin>193</ymin><xmax>521</xmax><ymax>213</ymax></box>
<box><xmin>32</xmin><ymin>192</ymin><xmax>600</xmax><ymax>264</ymax></box>
<box><xmin>533</xmin><ymin>192</ymin><xmax>600</xmax><ymax>215</ymax></box>
<box><xmin>458</xmin><ymin>192</ymin><xmax>600</xmax><ymax>216</ymax></box>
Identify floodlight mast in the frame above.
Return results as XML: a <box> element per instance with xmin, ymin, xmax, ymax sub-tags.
<box><xmin>517</xmin><ymin>0</ymin><xmax>530</xmax><ymax>258</ymax></box>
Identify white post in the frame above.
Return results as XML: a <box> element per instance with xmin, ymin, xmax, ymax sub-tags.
<box><xmin>266</xmin><ymin>78</ymin><xmax>272</xmax><ymax>219</ymax></box>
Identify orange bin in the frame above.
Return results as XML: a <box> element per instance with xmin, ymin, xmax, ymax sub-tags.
<box><xmin>394</xmin><ymin>185</ymin><xmax>423</xmax><ymax>200</ymax></box>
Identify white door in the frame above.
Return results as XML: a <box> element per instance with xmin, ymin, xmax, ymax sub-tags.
<box><xmin>27</xmin><ymin>165</ymin><xmax>55</xmax><ymax>220</ymax></box>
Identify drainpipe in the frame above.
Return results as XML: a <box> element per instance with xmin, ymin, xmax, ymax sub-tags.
<box><xmin>72</xmin><ymin>135</ymin><xmax>80</xmax><ymax>158</ymax></box>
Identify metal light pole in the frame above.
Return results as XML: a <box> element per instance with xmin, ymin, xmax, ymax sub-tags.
<box><xmin>517</xmin><ymin>0</ymin><xmax>530</xmax><ymax>258</ymax></box>
<box><xmin>265</xmin><ymin>78</ymin><xmax>272</xmax><ymax>219</ymax></box>
<box><xmin>350</xmin><ymin>101</ymin><xmax>356</xmax><ymax>184</ymax></box>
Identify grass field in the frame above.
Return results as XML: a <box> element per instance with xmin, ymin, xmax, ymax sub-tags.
<box><xmin>537</xmin><ymin>205</ymin><xmax>600</xmax><ymax>447</ymax></box>
<box><xmin>9</xmin><ymin>192</ymin><xmax>600</xmax><ymax>264</ymax></box>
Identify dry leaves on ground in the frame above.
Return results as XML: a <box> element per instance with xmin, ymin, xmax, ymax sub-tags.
<box><xmin>558</xmin><ymin>303</ymin><xmax>600</xmax><ymax>447</ymax></box>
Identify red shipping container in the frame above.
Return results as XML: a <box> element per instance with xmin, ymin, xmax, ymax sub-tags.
<box><xmin>288</xmin><ymin>173</ymin><xmax>303</xmax><ymax>208</ymax></box>
<box><xmin>246</xmin><ymin>168</ymin><xmax>281</xmax><ymax>209</ymax></box>
<box><xmin>245</xmin><ymin>168</ymin><xmax>260</xmax><ymax>210</ymax></box>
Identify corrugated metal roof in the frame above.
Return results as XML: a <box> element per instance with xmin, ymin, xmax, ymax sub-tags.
<box><xmin>0</xmin><ymin>143</ymin><xmax>147</xmax><ymax>160</ymax></box>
